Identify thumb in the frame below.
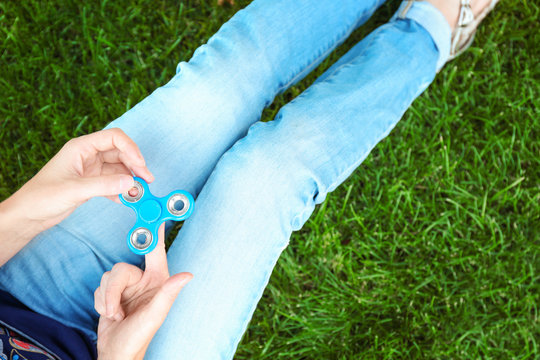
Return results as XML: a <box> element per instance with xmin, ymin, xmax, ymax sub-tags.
<box><xmin>142</xmin><ymin>273</ymin><xmax>193</xmax><ymax>326</ymax></box>
<box><xmin>73</xmin><ymin>174</ymin><xmax>134</xmax><ymax>200</ymax></box>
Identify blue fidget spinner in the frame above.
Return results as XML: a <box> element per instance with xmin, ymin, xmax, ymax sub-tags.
<box><xmin>119</xmin><ymin>177</ymin><xmax>194</xmax><ymax>255</ymax></box>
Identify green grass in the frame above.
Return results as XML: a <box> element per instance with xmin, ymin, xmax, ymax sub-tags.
<box><xmin>1</xmin><ymin>0</ymin><xmax>538</xmax><ymax>359</ymax></box>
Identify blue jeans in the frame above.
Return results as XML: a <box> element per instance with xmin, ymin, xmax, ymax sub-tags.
<box><xmin>0</xmin><ymin>0</ymin><xmax>451</xmax><ymax>358</ymax></box>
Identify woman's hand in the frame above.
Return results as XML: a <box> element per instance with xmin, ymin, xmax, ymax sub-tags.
<box><xmin>0</xmin><ymin>128</ymin><xmax>154</xmax><ymax>266</ymax></box>
<box><xmin>94</xmin><ymin>225</ymin><xmax>192</xmax><ymax>360</ymax></box>
<box><xmin>10</xmin><ymin>127</ymin><xmax>154</xmax><ymax>229</ymax></box>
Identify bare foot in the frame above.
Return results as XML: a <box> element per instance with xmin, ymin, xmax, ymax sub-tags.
<box><xmin>426</xmin><ymin>0</ymin><xmax>492</xmax><ymax>30</ymax></box>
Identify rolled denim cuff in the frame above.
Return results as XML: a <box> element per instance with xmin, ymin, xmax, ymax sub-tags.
<box><xmin>392</xmin><ymin>1</ymin><xmax>451</xmax><ymax>71</ymax></box>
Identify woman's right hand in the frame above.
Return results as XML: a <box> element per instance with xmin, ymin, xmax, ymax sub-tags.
<box><xmin>94</xmin><ymin>224</ymin><xmax>192</xmax><ymax>360</ymax></box>
<box><xmin>9</xmin><ymin>127</ymin><xmax>154</xmax><ymax>231</ymax></box>
<box><xmin>0</xmin><ymin>128</ymin><xmax>154</xmax><ymax>267</ymax></box>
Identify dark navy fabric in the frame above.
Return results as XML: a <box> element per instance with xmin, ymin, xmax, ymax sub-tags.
<box><xmin>0</xmin><ymin>290</ymin><xmax>96</xmax><ymax>360</ymax></box>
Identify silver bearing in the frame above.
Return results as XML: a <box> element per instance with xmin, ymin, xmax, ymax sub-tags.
<box><xmin>130</xmin><ymin>227</ymin><xmax>152</xmax><ymax>250</ymax></box>
<box><xmin>167</xmin><ymin>194</ymin><xmax>190</xmax><ymax>217</ymax></box>
<box><xmin>121</xmin><ymin>180</ymin><xmax>144</xmax><ymax>203</ymax></box>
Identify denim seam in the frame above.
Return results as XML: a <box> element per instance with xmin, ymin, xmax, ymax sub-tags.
<box><xmin>284</xmin><ymin>27</ymin><xmax>386</xmax><ymax>229</ymax></box>
<box><xmin>325</xmin><ymin>20</ymin><xmax>433</xmax><ymax>85</ymax></box>
<box><xmin>316</xmin><ymin>27</ymin><xmax>384</xmax><ymax>90</ymax></box>
<box><xmin>224</xmin><ymin>232</ymin><xmax>290</xmax><ymax>359</ymax></box>
<box><xmin>287</xmin><ymin>21</ymin><xmax>434</xmax><ymax>205</ymax></box>
<box><xmin>276</xmin><ymin>7</ymin><xmax>370</xmax><ymax>94</ymax></box>
<box><xmin>325</xmin><ymin>82</ymin><xmax>432</xmax><ymax>196</ymax></box>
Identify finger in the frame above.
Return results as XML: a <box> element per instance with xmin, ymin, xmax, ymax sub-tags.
<box><xmin>94</xmin><ymin>287</ymin><xmax>106</xmax><ymax>316</ymax></box>
<box><xmin>100</xmin><ymin>150</ymin><xmax>155</xmax><ymax>183</ymax></box>
<box><xmin>98</xmin><ymin>271</ymin><xmax>111</xmax><ymax>316</ymax></box>
<box><xmin>105</xmin><ymin>263</ymin><xmax>143</xmax><ymax>318</ymax></box>
<box><xmin>130</xmin><ymin>164</ymin><xmax>155</xmax><ymax>184</ymax></box>
<box><xmin>144</xmin><ymin>223</ymin><xmax>168</xmax><ymax>275</ymax></box>
<box><xmin>70</xmin><ymin>174</ymin><xmax>135</xmax><ymax>200</ymax></box>
<box><xmin>79</xmin><ymin>128</ymin><xmax>146</xmax><ymax>167</ymax></box>
<box><xmin>140</xmin><ymin>273</ymin><xmax>193</xmax><ymax>327</ymax></box>
<box><xmin>99</xmin><ymin>163</ymin><xmax>132</xmax><ymax>202</ymax></box>
<box><xmin>99</xmin><ymin>149</ymin><xmax>124</xmax><ymax>164</ymax></box>
<box><xmin>101</xmin><ymin>162</ymin><xmax>132</xmax><ymax>177</ymax></box>
<box><xmin>105</xmin><ymin>195</ymin><xmax>122</xmax><ymax>204</ymax></box>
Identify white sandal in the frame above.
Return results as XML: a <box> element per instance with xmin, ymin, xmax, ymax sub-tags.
<box><xmin>449</xmin><ymin>0</ymin><xmax>499</xmax><ymax>60</ymax></box>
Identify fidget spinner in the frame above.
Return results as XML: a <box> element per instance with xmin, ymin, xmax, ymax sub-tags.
<box><xmin>119</xmin><ymin>177</ymin><xmax>194</xmax><ymax>255</ymax></box>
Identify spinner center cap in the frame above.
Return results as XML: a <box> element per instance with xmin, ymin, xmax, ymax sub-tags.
<box><xmin>139</xmin><ymin>200</ymin><xmax>162</xmax><ymax>222</ymax></box>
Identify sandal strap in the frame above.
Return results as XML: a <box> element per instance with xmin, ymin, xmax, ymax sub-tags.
<box><xmin>457</xmin><ymin>0</ymin><xmax>475</xmax><ymax>28</ymax></box>
<box><xmin>450</xmin><ymin>0</ymin><xmax>475</xmax><ymax>57</ymax></box>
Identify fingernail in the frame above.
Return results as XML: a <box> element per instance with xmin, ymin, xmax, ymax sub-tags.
<box><xmin>143</xmin><ymin>170</ymin><xmax>154</xmax><ymax>183</ymax></box>
<box><xmin>180</xmin><ymin>275</ymin><xmax>193</xmax><ymax>285</ymax></box>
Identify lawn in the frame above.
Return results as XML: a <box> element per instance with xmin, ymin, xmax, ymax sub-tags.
<box><xmin>1</xmin><ymin>0</ymin><xmax>538</xmax><ymax>359</ymax></box>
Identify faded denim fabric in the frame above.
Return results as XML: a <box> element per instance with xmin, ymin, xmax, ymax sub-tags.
<box><xmin>0</xmin><ymin>1</ymin><xmax>450</xmax><ymax>359</ymax></box>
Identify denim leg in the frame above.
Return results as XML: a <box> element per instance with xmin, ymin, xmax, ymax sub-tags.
<box><xmin>146</xmin><ymin>3</ymin><xmax>450</xmax><ymax>359</ymax></box>
<box><xmin>0</xmin><ymin>0</ymin><xmax>385</xmax><ymax>342</ymax></box>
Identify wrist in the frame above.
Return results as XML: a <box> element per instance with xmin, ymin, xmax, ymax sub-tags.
<box><xmin>0</xmin><ymin>190</ymin><xmax>43</xmax><ymax>235</ymax></box>
<box><xmin>97</xmin><ymin>336</ymin><xmax>148</xmax><ymax>360</ymax></box>
<box><xmin>0</xmin><ymin>191</ymin><xmax>45</xmax><ymax>265</ymax></box>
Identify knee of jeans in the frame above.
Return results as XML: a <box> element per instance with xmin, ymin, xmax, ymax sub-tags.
<box><xmin>114</xmin><ymin>72</ymin><xmax>255</xmax><ymax>153</ymax></box>
<box><xmin>214</xmin><ymin>122</ymin><xmax>321</xmax><ymax>232</ymax></box>
<box><xmin>172</xmin><ymin>14</ymin><xmax>279</xmax><ymax>108</ymax></box>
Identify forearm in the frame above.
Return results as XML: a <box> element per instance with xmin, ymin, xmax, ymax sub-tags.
<box><xmin>0</xmin><ymin>191</ymin><xmax>45</xmax><ymax>266</ymax></box>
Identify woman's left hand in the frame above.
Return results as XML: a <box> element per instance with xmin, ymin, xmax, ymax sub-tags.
<box><xmin>94</xmin><ymin>224</ymin><xmax>192</xmax><ymax>360</ymax></box>
<box><xmin>5</xmin><ymin>128</ymin><xmax>154</xmax><ymax>230</ymax></box>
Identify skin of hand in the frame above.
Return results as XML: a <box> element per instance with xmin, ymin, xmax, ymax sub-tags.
<box><xmin>0</xmin><ymin>128</ymin><xmax>154</xmax><ymax>266</ymax></box>
<box><xmin>94</xmin><ymin>224</ymin><xmax>193</xmax><ymax>360</ymax></box>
